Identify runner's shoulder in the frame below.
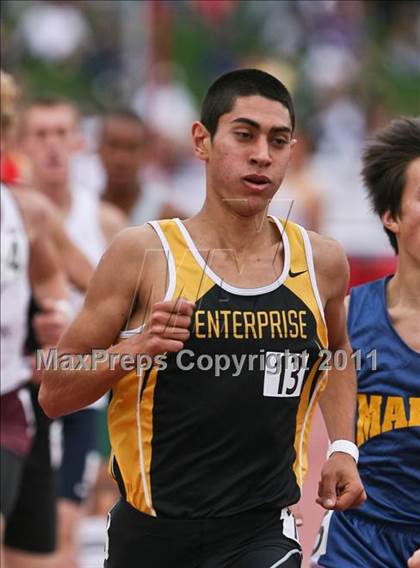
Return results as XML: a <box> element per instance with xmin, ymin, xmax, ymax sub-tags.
<box><xmin>307</xmin><ymin>230</ymin><xmax>349</xmax><ymax>293</ymax></box>
<box><xmin>10</xmin><ymin>186</ymin><xmax>56</xmax><ymax>238</ymax></box>
<box><xmin>102</xmin><ymin>222</ymin><xmax>164</xmax><ymax>265</ymax></box>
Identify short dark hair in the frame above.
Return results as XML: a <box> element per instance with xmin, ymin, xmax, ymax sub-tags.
<box><xmin>200</xmin><ymin>68</ymin><xmax>295</xmax><ymax>138</ymax></box>
<box><xmin>362</xmin><ymin>117</ymin><xmax>420</xmax><ymax>254</ymax></box>
<box><xmin>99</xmin><ymin>108</ymin><xmax>145</xmax><ymax>142</ymax></box>
<box><xmin>102</xmin><ymin>108</ymin><xmax>144</xmax><ymax>126</ymax></box>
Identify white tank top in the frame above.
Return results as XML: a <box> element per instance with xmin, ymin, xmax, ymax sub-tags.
<box><xmin>65</xmin><ymin>187</ymin><xmax>107</xmax><ymax>409</ymax></box>
<box><xmin>65</xmin><ymin>187</ymin><xmax>107</xmax><ymax>315</ymax></box>
<box><xmin>1</xmin><ymin>185</ymin><xmax>31</xmax><ymax>394</ymax></box>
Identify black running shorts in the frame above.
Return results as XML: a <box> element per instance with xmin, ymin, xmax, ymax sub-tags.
<box><xmin>105</xmin><ymin>499</ymin><xmax>302</xmax><ymax>568</ymax></box>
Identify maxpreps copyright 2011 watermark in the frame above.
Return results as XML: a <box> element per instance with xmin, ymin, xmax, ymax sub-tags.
<box><xmin>36</xmin><ymin>347</ymin><xmax>378</xmax><ymax>378</ymax></box>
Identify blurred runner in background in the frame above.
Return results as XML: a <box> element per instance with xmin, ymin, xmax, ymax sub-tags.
<box><xmin>99</xmin><ymin>109</ymin><xmax>184</xmax><ymax>224</ymax></box>
<box><xmin>1</xmin><ymin>69</ymin><xmax>69</xmax><ymax>568</ymax></box>
<box><xmin>19</xmin><ymin>95</ymin><xmax>126</xmax><ymax>568</ymax></box>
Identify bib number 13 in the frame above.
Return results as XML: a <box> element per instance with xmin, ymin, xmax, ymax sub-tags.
<box><xmin>263</xmin><ymin>351</ymin><xmax>309</xmax><ymax>398</ymax></box>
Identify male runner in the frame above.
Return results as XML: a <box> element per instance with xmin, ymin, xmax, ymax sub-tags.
<box><xmin>1</xmin><ymin>70</ymin><xmax>69</xmax><ymax>568</ymax></box>
<box><xmin>311</xmin><ymin>117</ymin><xmax>420</xmax><ymax>567</ymax></box>
<box><xmin>40</xmin><ymin>69</ymin><xmax>365</xmax><ymax>567</ymax></box>
<box><xmin>19</xmin><ymin>96</ymin><xmax>126</xmax><ymax>566</ymax></box>
<box><xmin>99</xmin><ymin>109</ymin><xmax>183</xmax><ymax>224</ymax></box>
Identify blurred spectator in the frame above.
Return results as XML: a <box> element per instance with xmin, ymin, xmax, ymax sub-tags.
<box><xmin>301</xmin><ymin>40</ymin><xmax>363</xmax><ymax>160</ymax></box>
<box><xmin>132</xmin><ymin>61</ymin><xmax>197</xmax><ymax>149</ymax></box>
<box><xmin>297</xmin><ymin>0</ymin><xmax>365</xmax><ymax>51</ymax></box>
<box><xmin>99</xmin><ymin>109</ymin><xmax>185</xmax><ymax>223</ymax></box>
<box><xmin>252</xmin><ymin>2</ymin><xmax>305</xmax><ymax>59</ymax></box>
<box><xmin>165</xmin><ymin>154</ymin><xmax>206</xmax><ymax>216</ymax></box>
<box><xmin>311</xmin><ymin>146</ymin><xmax>396</xmax><ymax>288</ymax></box>
<box><xmin>269</xmin><ymin>129</ymin><xmax>323</xmax><ymax>232</ymax></box>
<box><xmin>17</xmin><ymin>0</ymin><xmax>91</xmax><ymax>63</ymax></box>
<box><xmin>385</xmin><ymin>1</ymin><xmax>420</xmax><ymax>75</ymax></box>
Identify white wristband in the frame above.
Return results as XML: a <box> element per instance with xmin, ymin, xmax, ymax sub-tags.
<box><xmin>327</xmin><ymin>440</ymin><xmax>359</xmax><ymax>464</ymax></box>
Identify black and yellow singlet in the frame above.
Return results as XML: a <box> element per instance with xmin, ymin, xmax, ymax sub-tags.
<box><xmin>108</xmin><ymin>216</ymin><xmax>328</xmax><ymax>518</ymax></box>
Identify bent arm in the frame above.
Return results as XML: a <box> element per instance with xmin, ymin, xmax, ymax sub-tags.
<box><xmin>312</xmin><ymin>235</ymin><xmax>365</xmax><ymax>510</ymax></box>
<box><xmin>317</xmin><ymin>241</ymin><xmax>356</xmax><ymax>441</ymax></box>
<box><xmin>319</xmin><ymin>302</ymin><xmax>356</xmax><ymax>443</ymax></box>
<box><xmin>29</xmin><ymin>230</ymin><xmax>68</xmax><ymax>303</ymax></box>
<box><xmin>15</xmin><ymin>187</ymin><xmax>68</xmax><ymax>302</ymax></box>
<box><xmin>39</xmin><ymin>229</ymin><xmax>146</xmax><ymax>417</ymax></box>
<box><xmin>50</xmin><ymin>215</ymin><xmax>94</xmax><ymax>292</ymax></box>
<box><xmin>15</xmin><ymin>186</ymin><xmax>93</xmax><ymax>293</ymax></box>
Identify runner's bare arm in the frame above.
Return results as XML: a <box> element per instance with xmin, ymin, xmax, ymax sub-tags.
<box><xmin>15</xmin><ymin>186</ymin><xmax>94</xmax><ymax>292</ymax></box>
<box><xmin>14</xmin><ymin>188</ymin><xmax>68</xmax><ymax>302</ymax></box>
<box><xmin>49</xmin><ymin>212</ymin><xmax>94</xmax><ymax>292</ymax></box>
<box><xmin>311</xmin><ymin>234</ymin><xmax>366</xmax><ymax>511</ymax></box>
<box><xmin>55</xmin><ymin>201</ymin><xmax>126</xmax><ymax>294</ymax></box>
<box><xmin>12</xmin><ymin>188</ymin><xmax>70</xmax><ymax>347</ymax></box>
<box><xmin>39</xmin><ymin>226</ymin><xmax>194</xmax><ymax>418</ymax></box>
<box><xmin>316</xmin><ymin>237</ymin><xmax>355</xmax><ymax>442</ymax></box>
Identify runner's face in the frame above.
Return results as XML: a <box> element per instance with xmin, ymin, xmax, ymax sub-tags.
<box><xmin>396</xmin><ymin>157</ymin><xmax>420</xmax><ymax>264</ymax></box>
<box><xmin>21</xmin><ymin>105</ymin><xmax>79</xmax><ymax>185</ymax></box>
<box><xmin>99</xmin><ymin>118</ymin><xmax>145</xmax><ymax>187</ymax></box>
<box><xmin>207</xmin><ymin>95</ymin><xmax>295</xmax><ymax>216</ymax></box>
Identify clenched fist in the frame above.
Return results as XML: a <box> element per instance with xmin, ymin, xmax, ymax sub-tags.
<box><xmin>317</xmin><ymin>453</ymin><xmax>366</xmax><ymax>511</ymax></box>
<box><xmin>125</xmin><ymin>299</ymin><xmax>195</xmax><ymax>358</ymax></box>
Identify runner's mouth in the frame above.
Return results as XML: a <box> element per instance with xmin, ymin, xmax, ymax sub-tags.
<box><xmin>242</xmin><ymin>174</ymin><xmax>271</xmax><ymax>191</ymax></box>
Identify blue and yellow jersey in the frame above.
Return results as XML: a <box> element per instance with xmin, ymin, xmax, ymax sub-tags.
<box><xmin>108</xmin><ymin>216</ymin><xmax>328</xmax><ymax>518</ymax></box>
<box><xmin>349</xmin><ymin>277</ymin><xmax>420</xmax><ymax>526</ymax></box>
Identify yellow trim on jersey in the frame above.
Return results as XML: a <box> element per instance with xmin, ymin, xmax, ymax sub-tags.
<box><xmin>281</xmin><ymin>220</ymin><xmax>328</xmax><ymax>349</ymax></box>
<box><xmin>158</xmin><ymin>219</ymin><xmax>216</xmax><ymax>303</ymax></box>
<box><xmin>274</xmin><ymin>220</ymin><xmax>329</xmax><ymax>487</ymax></box>
<box><xmin>293</xmin><ymin>359</ymin><xmax>327</xmax><ymax>487</ymax></box>
<box><xmin>108</xmin><ymin>369</ymin><xmax>145</xmax><ymax>508</ymax></box>
<box><xmin>139</xmin><ymin>367</ymin><xmax>158</xmax><ymax>513</ymax></box>
<box><xmin>281</xmin><ymin>220</ymin><xmax>329</xmax><ymax>486</ymax></box>
<box><xmin>108</xmin><ymin>366</ymin><xmax>159</xmax><ymax>515</ymax></box>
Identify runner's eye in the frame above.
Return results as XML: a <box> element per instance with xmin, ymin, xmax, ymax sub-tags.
<box><xmin>272</xmin><ymin>138</ymin><xmax>288</xmax><ymax>147</ymax></box>
<box><xmin>235</xmin><ymin>131</ymin><xmax>252</xmax><ymax>140</ymax></box>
